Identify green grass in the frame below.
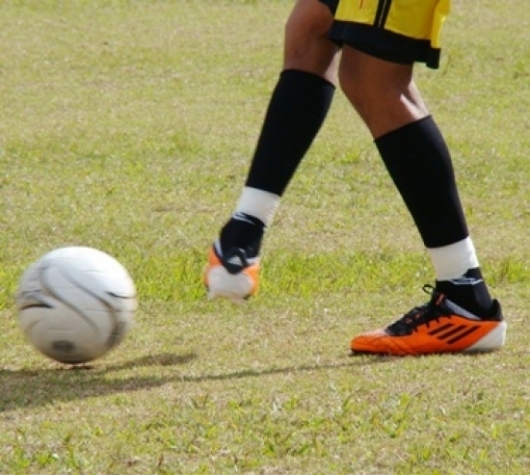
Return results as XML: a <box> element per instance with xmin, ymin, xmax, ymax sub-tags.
<box><xmin>1</xmin><ymin>0</ymin><xmax>530</xmax><ymax>473</ymax></box>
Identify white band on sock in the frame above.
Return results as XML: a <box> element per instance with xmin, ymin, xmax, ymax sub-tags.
<box><xmin>428</xmin><ymin>237</ymin><xmax>479</xmax><ymax>281</ymax></box>
<box><xmin>235</xmin><ymin>187</ymin><xmax>280</xmax><ymax>226</ymax></box>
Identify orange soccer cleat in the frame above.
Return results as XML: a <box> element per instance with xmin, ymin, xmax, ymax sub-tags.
<box><xmin>351</xmin><ymin>285</ymin><xmax>507</xmax><ymax>356</ymax></box>
<box><xmin>203</xmin><ymin>243</ymin><xmax>260</xmax><ymax>303</ymax></box>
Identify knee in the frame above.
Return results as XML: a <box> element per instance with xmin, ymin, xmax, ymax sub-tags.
<box><xmin>338</xmin><ymin>56</ymin><xmax>430</xmax><ymax>136</ymax></box>
<box><xmin>338</xmin><ymin>59</ymin><xmax>411</xmax><ymax>115</ymax></box>
<box><xmin>338</xmin><ymin>64</ymin><xmax>373</xmax><ymax>113</ymax></box>
<box><xmin>283</xmin><ymin>0</ymin><xmax>338</xmax><ymax>80</ymax></box>
<box><xmin>338</xmin><ymin>49</ymin><xmax>422</xmax><ymax>114</ymax></box>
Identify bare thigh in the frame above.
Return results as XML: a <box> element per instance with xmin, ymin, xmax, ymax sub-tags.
<box><xmin>284</xmin><ymin>0</ymin><xmax>340</xmax><ymax>84</ymax></box>
<box><xmin>339</xmin><ymin>46</ymin><xmax>430</xmax><ymax>138</ymax></box>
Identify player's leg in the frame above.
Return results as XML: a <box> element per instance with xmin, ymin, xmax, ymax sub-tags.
<box><xmin>330</xmin><ymin>0</ymin><xmax>505</xmax><ymax>354</ymax></box>
<box><xmin>205</xmin><ymin>0</ymin><xmax>340</xmax><ymax>301</ymax></box>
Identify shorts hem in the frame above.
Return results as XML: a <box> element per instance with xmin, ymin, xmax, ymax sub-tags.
<box><xmin>329</xmin><ymin>21</ymin><xmax>441</xmax><ymax>69</ymax></box>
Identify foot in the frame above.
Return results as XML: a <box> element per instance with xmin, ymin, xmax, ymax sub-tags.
<box><xmin>351</xmin><ymin>285</ymin><xmax>506</xmax><ymax>355</ymax></box>
<box><xmin>203</xmin><ymin>242</ymin><xmax>260</xmax><ymax>303</ymax></box>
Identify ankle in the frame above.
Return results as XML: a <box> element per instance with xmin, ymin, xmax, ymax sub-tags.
<box><xmin>219</xmin><ymin>213</ymin><xmax>265</xmax><ymax>258</ymax></box>
<box><xmin>435</xmin><ymin>268</ymin><xmax>494</xmax><ymax>317</ymax></box>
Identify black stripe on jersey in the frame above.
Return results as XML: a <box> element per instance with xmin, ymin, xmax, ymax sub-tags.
<box><xmin>375</xmin><ymin>0</ymin><xmax>393</xmax><ymax>28</ymax></box>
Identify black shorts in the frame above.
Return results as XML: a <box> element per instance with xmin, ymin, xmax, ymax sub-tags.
<box><xmin>319</xmin><ymin>0</ymin><xmax>451</xmax><ymax>69</ymax></box>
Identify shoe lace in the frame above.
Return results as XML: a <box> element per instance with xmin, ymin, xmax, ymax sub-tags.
<box><xmin>221</xmin><ymin>247</ymin><xmax>250</xmax><ymax>275</ymax></box>
<box><xmin>386</xmin><ymin>285</ymin><xmax>449</xmax><ymax>336</ymax></box>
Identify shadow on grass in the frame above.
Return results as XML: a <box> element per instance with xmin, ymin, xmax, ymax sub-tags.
<box><xmin>178</xmin><ymin>356</ymin><xmax>391</xmax><ymax>384</ymax></box>
<box><xmin>0</xmin><ymin>352</ymin><xmax>388</xmax><ymax>412</ymax></box>
<box><xmin>0</xmin><ymin>352</ymin><xmax>197</xmax><ymax>413</ymax></box>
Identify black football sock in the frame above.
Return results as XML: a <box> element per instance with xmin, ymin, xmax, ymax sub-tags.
<box><xmin>375</xmin><ymin>116</ymin><xmax>468</xmax><ymax>248</ymax></box>
<box><xmin>435</xmin><ymin>268</ymin><xmax>494</xmax><ymax>318</ymax></box>
<box><xmin>219</xmin><ymin>213</ymin><xmax>265</xmax><ymax>259</ymax></box>
<box><xmin>219</xmin><ymin>70</ymin><xmax>335</xmax><ymax>255</ymax></box>
<box><xmin>376</xmin><ymin>117</ymin><xmax>493</xmax><ymax>315</ymax></box>
<box><xmin>245</xmin><ymin>69</ymin><xmax>335</xmax><ymax>195</ymax></box>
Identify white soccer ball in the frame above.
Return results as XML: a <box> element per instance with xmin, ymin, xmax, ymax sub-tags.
<box><xmin>15</xmin><ymin>246</ymin><xmax>137</xmax><ymax>364</ymax></box>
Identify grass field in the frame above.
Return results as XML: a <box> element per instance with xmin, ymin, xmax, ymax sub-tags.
<box><xmin>1</xmin><ymin>1</ymin><xmax>529</xmax><ymax>473</ymax></box>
